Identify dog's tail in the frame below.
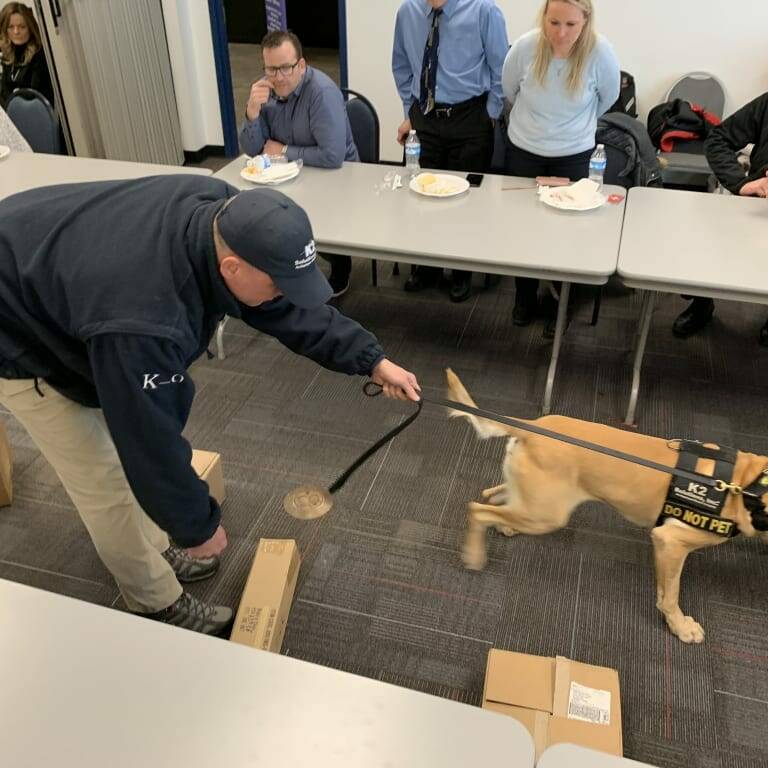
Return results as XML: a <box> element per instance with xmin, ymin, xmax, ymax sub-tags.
<box><xmin>445</xmin><ymin>368</ymin><xmax>516</xmax><ymax>439</ymax></box>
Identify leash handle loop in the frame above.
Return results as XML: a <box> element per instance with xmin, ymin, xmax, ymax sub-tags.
<box><xmin>327</xmin><ymin>382</ymin><xmax>422</xmax><ymax>495</ymax></box>
<box><xmin>363</xmin><ymin>381</ymin><xmax>384</xmax><ymax>398</ymax></box>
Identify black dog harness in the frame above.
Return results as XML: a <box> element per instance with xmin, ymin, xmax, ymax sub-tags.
<box><xmin>657</xmin><ymin>440</ymin><xmax>768</xmax><ymax>537</ymax></box>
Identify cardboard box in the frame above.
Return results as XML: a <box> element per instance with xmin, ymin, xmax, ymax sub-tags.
<box><xmin>482</xmin><ymin>649</ymin><xmax>622</xmax><ymax>759</ymax></box>
<box><xmin>230</xmin><ymin>539</ymin><xmax>300</xmax><ymax>653</ymax></box>
<box><xmin>0</xmin><ymin>420</ymin><xmax>12</xmax><ymax>507</ymax></box>
<box><xmin>191</xmin><ymin>449</ymin><xmax>225</xmax><ymax>505</ymax></box>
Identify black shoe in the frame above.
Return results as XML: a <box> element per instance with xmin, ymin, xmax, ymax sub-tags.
<box><xmin>543</xmin><ymin>314</ymin><xmax>571</xmax><ymax>340</ymax></box>
<box><xmin>138</xmin><ymin>592</ymin><xmax>233</xmax><ymax>636</ymax></box>
<box><xmin>162</xmin><ymin>544</ymin><xmax>219</xmax><ymax>583</ymax></box>
<box><xmin>760</xmin><ymin>319</ymin><xmax>768</xmax><ymax>347</ymax></box>
<box><xmin>672</xmin><ymin>298</ymin><xmax>714</xmax><ymax>338</ymax></box>
<box><xmin>329</xmin><ymin>271</ymin><xmax>350</xmax><ymax>298</ymax></box>
<box><xmin>449</xmin><ymin>275</ymin><xmax>472</xmax><ymax>303</ymax></box>
<box><xmin>513</xmin><ymin>301</ymin><xmax>536</xmax><ymax>326</ymax></box>
<box><xmin>404</xmin><ymin>267</ymin><xmax>439</xmax><ymax>293</ymax></box>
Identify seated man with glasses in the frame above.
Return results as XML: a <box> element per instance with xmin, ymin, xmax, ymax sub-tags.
<box><xmin>240</xmin><ymin>30</ymin><xmax>359</xmax><ymax>297</ymax></box>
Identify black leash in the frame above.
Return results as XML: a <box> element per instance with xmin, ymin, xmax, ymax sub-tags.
<box><xmin>328</xmin><ymin>389</ymin><xmax>423</xmax><ymax>493</ymax></box>
<box><xmin>326</xmin><ymin>382</ymin><xmax>738</xmax><ymax>496</ymax></box>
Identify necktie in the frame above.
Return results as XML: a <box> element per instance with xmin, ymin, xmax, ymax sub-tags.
<box><xmin>419</xmin><ymin>9</ymin><xmax>442</xmax><ymax>115</ymax></box>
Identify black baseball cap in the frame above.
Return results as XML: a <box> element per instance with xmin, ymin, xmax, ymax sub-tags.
<box><xmin>216</xmin><ymin>188</ymin><xmax>332</xmax><ymax>308</ymax></box>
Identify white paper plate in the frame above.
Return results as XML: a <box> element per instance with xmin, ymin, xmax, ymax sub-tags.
<box><xmin>240</xmin><ymin>162</ymin><xmax>301</xmax><ymax>186</ymax></box>
<box><xmin>409</xmin><ymin>173</ymin><xmax>470</xmax><ymax>198</ymax></box>
<box><xmin>539</xmin><ymin>193</ymin><xmax>605</xmax><ymax>212</ymax></box>
<box><xmin>0</xmin><ymin>145</ymin><xmax>10</xmax><ymax>160</ymax></box>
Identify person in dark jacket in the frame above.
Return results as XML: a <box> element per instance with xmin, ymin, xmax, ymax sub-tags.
<box><xmin>0</xmin><ymin>174</ymin><xmax>420</xmax><ymax>635</ymax></box>
<box><xmin>0</xmin><ymin>2</ymin><xmax>54</xmax><ymax>108</ymax></box>
<box><xmin>672</xmin><ymin>92</ymin><xmax>768</xmax><ymax>343</ymax></box>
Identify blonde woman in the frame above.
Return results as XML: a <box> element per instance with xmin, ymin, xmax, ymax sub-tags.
<box><xmin>0</xmin><ymin>3</ymin><xmax>53</xmax><ymax>108</ymax></box>
<box><xmin>502</xmin><ymin>0</ymin><xmax>619</xmax><ymax>329</ymax></box>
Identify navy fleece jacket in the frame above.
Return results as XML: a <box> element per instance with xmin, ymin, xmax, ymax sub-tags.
<box><xmin>0</xmin><ymin>175</ymin><xmax>384</xmax><ymax>546</ymax></box>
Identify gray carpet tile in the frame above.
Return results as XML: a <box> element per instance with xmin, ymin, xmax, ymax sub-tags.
<box><xmin>0</xmin><ymin>497</ymin><xmax>112</xmax><ymax>586</ymax></box>
<box><xmin>707</xmin><ymin>602</ymin><xmax>768</xmax><ymax>703</ymax></box>
<box><xmin>283</xmin><ymin>599</ymin><xmax>492</xmax><ymax>693</ymax></box>
<box><xmin>0</xmin><ymin>560</ymin><xmax>118</xmax><ymax>607</ymax></box>
<box><xmin>3</xmin><ymin>256</ymin><xmax>768</xmax><ymax>767</ymax></box>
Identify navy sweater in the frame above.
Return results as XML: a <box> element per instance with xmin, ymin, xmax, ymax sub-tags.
<box><xmin>0</xmin><ymin>175</ymin><xmax>384</xmax><ymax>546</ymax></box>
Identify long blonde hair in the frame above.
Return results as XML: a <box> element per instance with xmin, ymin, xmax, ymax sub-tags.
<box><xmin>532</xmin><ymin>0</ymin><xmax>597</xmax><ymax>95</ymax></box>
<box><xmin>0</xmin><ymin>3</ymin><xmax>42</xmax><ymax>66</ymax></box>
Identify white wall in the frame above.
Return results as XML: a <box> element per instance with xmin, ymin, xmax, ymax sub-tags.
<box><xmin>162</xmin><ymin>0</ymin><xmax>224</xmax><ymax>151</ymax></box>
<box><xmin>347</xmin><ymin>0</ymin><xmax>768</xmax><ymax>162</ymax></box>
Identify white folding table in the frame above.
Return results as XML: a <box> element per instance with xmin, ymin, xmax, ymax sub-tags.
<box><xmin>215</xmin><ymin>158</ymin><xmax>626</xmax><ymax>413</ymax></box>
<box><xmin>0</xmin><ymin>579</ymin><xmax>535</xmax><ymax>768</ymax></box>
<box><xmin>0</xmin><ymin>151</ymin><xmax>211</xmax><ymax>201</ymax></box>
<box><xmin>618</xmin><ymin>186</ymin><xmax>768</xmax><ymax>424</ymax></box>
<box><xmin>538</xmin><ymin>744</ymin><xmax>659</xmax><ymax>767</ymax></box>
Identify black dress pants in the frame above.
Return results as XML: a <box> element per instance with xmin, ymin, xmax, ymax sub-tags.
<box><xmin>504</xmin><ymin>141</ymin><xmax>593</xmax><ymax>307</ymax></box>
<box><xmin>408</xmin><ymin>96</ymin><xmax>494</xmax><ymax>286</ymax></box>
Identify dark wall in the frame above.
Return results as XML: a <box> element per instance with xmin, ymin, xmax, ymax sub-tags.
<box><xmin>224</xmin><ymin>0</ymin><xmax>339</xmax><ymax>48</ymax></box>
<box><xmin>224</xmin><ymin>0</ymin><xmax>266</xmax><ymax>44</ymax></box>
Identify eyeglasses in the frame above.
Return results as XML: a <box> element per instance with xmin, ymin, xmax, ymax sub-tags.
<box><xmin>264</xmin><ymin>62</ymin><xmax>300</xmax><ymax>77</ymax></box>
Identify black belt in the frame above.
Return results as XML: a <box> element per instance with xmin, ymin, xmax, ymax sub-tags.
<box><xmin>425</xmin><ymin>93</ymin><xmax>487</xmax><ymax>119</ymax></box>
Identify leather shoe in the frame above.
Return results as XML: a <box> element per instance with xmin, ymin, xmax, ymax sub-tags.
<box><xmin>404</xmin><ymin>268</ymin><xmax>439</xmax><ymax>293</ymax></box>
<box><xmin>760</xmin><ymin>318</ymin><xmax>768</xmax><ymax>347</ymax></box>
<box><xmin>543</xmin><ymin>313</ymin><xmax>572</xmax><ymax>340</ymax></box>
<box><xmin>449</xmin><ymin>276</ymin><xmax>472</xmax><ymax>303</ymax></box>
<box><xmin>672</xmin><ymin>298</ymin><xmax>714</xmax><ymax>338</ymax></box>
<box><xmin>512</xmin><ymin>301</ymin><xmax>536</xmax><ymax>326</ymax></box>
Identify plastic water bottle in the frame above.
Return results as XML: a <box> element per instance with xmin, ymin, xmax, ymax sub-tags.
<box><xmin>254</xmin><ymin>153</ymin><xmax>272</xmax><ymax>171</ymax></box>
<box><xmin>405</xmin><ymin>130</ymin><xmax>421</xmax><ymax>179</ymax></box>
<box><xmin>589</xmin><ymin>144</ymin><xmax>607</xmax><ymax>191</ymax></box>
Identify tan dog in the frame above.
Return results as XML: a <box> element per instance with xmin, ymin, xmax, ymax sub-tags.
<box><xmin>446</xmin><ymin>369</ymin><xmax>768</xmax><ymax>644</ymax></box>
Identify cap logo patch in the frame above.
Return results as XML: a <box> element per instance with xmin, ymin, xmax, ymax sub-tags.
<box><xmin>294</xmin><ymin>240</ymin><xmax>317</xmax><ymax>270</ymax></box>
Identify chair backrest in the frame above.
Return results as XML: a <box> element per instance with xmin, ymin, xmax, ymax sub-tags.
<box><xmin>341</xmin><ymin>88</ymin><xmax>380</xmax><ymax>164</ymax></box>
<box><xmin>666</xmin><ymin>72</ymin><xmax>726</xmax><ymax>119</ymax></box>
<box><xmin>6</xmin><ymin>88</ymin><xmax>62</xmax><ymax>154</ymax></box>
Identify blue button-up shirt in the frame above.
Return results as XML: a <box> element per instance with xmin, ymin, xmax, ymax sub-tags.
<box><xmin>392</xmin><ymin>0</ymin><xmax>509</xmax><ymax>119</ymax></box>
<box><xmin>239</xmin><ymin>66</ymin><xmax>359</xmax><ymax>168</ymax></box>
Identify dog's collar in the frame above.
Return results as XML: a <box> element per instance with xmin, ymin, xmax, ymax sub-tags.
<box><xmin>739</xmin><ymin>468</ymin><xmax>768</xmax><ymax>532</ymax></box>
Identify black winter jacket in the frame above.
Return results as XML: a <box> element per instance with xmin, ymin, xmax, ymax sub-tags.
<box><xmin>0</xmin><ymin>45</ymin><xmax>54</xmax><ymax>108</ymax></box>
<box><xmin>705</xmin><ymin>92</ymin><xmax>768</xmax><ymax>194</ymax></box>
<box><xmin>0</xmin><ymin>175</ymin><xmax>384</xmax><ymax>546</ymax></box>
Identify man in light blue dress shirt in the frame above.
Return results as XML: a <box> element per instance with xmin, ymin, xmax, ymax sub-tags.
<box><xmin>240</xmin><ymin>31</ymin><xmax>359</xmax><ymax>296</ymax></box>
<box><xmin>392</xmin><ymin>0</ymin><xmax>509</xmax><ymax>302</ymax></box>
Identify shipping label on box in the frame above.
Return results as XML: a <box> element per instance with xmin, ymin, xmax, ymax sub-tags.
<box><xmin>0</xmin><ymin>421</ymin><xmax>12</xmax><ymax>507</ymax></box>
<box><xmin>230</xmin><ymin>539</ymin><xmax>300</xmax><ymax>653</ymax></box>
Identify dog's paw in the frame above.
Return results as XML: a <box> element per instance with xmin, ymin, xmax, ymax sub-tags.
<box><xmin>494</xmin><ymin>525</ymin><xmax>517</xmax><ymax>537</ymax></box>
<box><xmin>672</xmin><ymin>616</ymin><xmax>705</xmax><ymax>644</ymax></box>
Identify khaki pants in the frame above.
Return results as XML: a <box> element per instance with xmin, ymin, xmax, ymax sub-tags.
<box><xmin>0</xmin><ymin>378</ymin><xmax>183</xmax><ymax>612</ymax></box>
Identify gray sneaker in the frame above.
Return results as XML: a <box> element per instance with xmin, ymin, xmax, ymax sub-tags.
<box><xmin>162</xmin><ymin>544</ymin><xmax>219</xmax><ymax>583</ymax></box>
<box><xmin>140</xmin><ymin>592</ymin><xmax>233</xmax><ymax>636</ymax></box>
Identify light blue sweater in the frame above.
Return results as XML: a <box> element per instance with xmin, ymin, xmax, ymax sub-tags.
<box><xmin>502</xmin><ymin>30</ymin><xmax>620</xmax><ymax>158</ymax></box>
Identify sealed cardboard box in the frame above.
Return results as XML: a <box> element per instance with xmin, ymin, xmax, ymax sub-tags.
<box><xmin>0</xmin><ymin>421</ymin><xmax>11</xmax><ymax>507</ymax></box>
<box><xmin>191</xmin><ymin>449</ymin><xmax>225</xmax><ymax>505</ymax></box>
<box><xmin>230</xmin><ymin>539</ymin><xmax>300</xmax><ymax>653</ymax></box>
<box><xmin>482</xmin><ymin>649</ymin><xmax>622</xmax><ymax>759</ymax></box>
